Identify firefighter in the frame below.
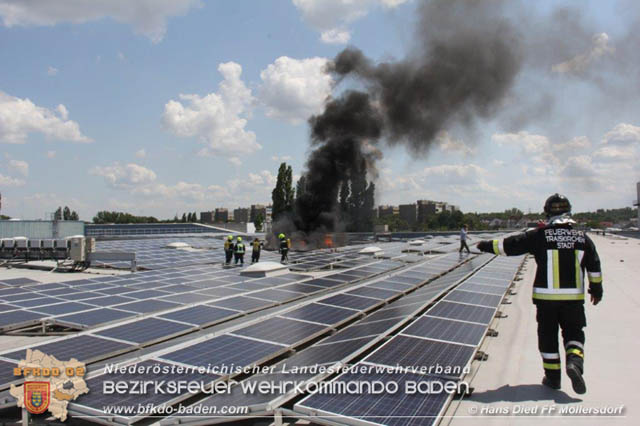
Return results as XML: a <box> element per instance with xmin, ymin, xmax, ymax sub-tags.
<box><xmin>234</xmin><ymin>236</ymin><xmax>245</xmax><ymax>265</ymax></box>
<box><xmin>251</xmin><ymin>238</ymin><xmax>262</xmax><ymax>263</ymax></box>
<box><xmin>223</xmin><ymin>235</ymin><xmax>234</xmax><ymax>265</ymax></box>
<box><xmin>459</xmin><ymin>224</ymin><xmax>471</xmax><ymax>254</ymax></box>
<box><xmin>278</xmin><ymin>233</ymin><xmax>290</xmax><ymax>263</ymax></box>
<box><xmin>476</xmin><ymin>194</ymin><xmax>602</xmax><ymax>394</ymax></box>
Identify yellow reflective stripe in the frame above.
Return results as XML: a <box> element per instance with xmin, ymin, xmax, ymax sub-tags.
<box><xmin>492</xmin><ymin>240</ymin><xmax>500</xmax><ymax>255</ymax></box>
<box><xmin>567</xmin><ymin>348</ymin><xmax>584</xmax><ymax>358</ymax></box>
<box><xmin>552</xmin><ymin>250</ymin><xmax>560</xmax><ymax>289</ymax></box>
<box><xmin>533</xmin><ymin>293</ymin><xmax>585</xmax><ymax>301</ymax></box>
<box><xmin>575</xmin><ymin>251</ymin><xmax>582</xmax><ymax>290</ymax></box>
<box><xmin>589</xmin><ymin>276</ymin><xmax>602</xmax><ymax>283</ymax></box>
<box><xmin>543</xmin><ymin>363</ymin><xmax>561</xmax><ymax>370</ymax></box>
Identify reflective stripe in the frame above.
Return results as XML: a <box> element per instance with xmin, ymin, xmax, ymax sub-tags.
<box><xmin>546</xmin><ymin>250</ymin><xmax>554</xmax><ymax>289</ymax></box>
<box><xmin>540</xmin><ymin>352</ymin><xmax>560</xmax><ymax>359</ymax></box>
<box><xmin>492</xmin><ymin>240</ymin><xmax>500</xmax><ymax>255</ymax></box>
<box><xmin>533</xmin><ymin>287</ymin><xmax>583</xmax><ymax>295</ymax></box>
<box><xmin>589</xmin><ymin>276</ymin><xmax>602</xmax><ymax>283</ymax></box>
<box><xmin>533</xmin><ymin>293</ymin><xmax>585</xmax><ymax>301</ymax></box>
<box><xmin>566</xmin><ymin>341</ymin><xmax>584</xmax><ymax>350</ymax></box>
<box><xmin>575</xmin><ymin>250</ymin><xmax>584</xmax><ymax>290</ymax></box>
<box><xmin>552</xmin><ymin>250</ymin><xmax>560</xmax><ymax>289</ymax></box>
<box><xmin>567</xmin><ymin>348</ymin><xmax>584</xmax><ymax>358</ymax></box>
<box><xmin>543</xmin><ymin>362</ymin><xmax>561</xmax><ymax>370</ymax></box>
<box><xmin>498</xmin><ymin>240</ymin><xmax>505</xmax><ymax>255</ymax></box>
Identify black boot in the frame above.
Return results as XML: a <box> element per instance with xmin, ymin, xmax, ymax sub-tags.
<box><xmin>542</xmin><ymin>376</ymin><xmax>561</xmax><ymax>390</ymax></box>
<box><xmin>566</xmin><ymin>354</ymin><xmax>586</xmax><ymax>394</ymax></box>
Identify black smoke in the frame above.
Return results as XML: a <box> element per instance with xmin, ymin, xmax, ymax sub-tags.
<box><xmin>291</xmin><ymin>0</ymin><xmax>523</xmax><ymax>235</ymax></box>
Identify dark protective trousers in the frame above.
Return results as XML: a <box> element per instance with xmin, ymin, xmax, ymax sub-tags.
<box><xmin>536</xmin><ymin>302</ymin><xmax>586</xmax><ymax>381</ymax></box>
<box><xmin>459</xmin><ymin>240</ymin><xmax>470</xmax><ymax>253</ymax></box>
<box><xmin>234</xmin><ymin>253</ymin><xmax>244</xmax><ymax>265</ymax></box>
<box><xmin>225</xmin><ymin>250</ymin><xmax>233</xmax><ymax>264</ymax></box>
<box><xmin>252</xmin><ymin>251</ymin><xmax>260</xmax><ymax>263</ymax></box>
<box><xmin>280</xmin><ymin>248</ymin><xmax>288</xmax><ymax>262</ymax></box>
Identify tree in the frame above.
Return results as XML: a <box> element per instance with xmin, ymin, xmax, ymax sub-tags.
<box><xmin>181</xmin><ymin>213</ymin><xmax>187</xmax><ymax>223</ymax></box>
<box><xmin>272</xmin><ymin>162</ymin><xmax>294</xmax><ymax>221</ymax></box>
<box><xmin>70</xmin><ymin>211</ymin><xmax>79</xmax><ymax>221</ymax></box>
<box><xmin>62</xmin><ymin>206</ymin><xmax>71</xmax><ymax>220</ymax></box>
<box><xmin>54</xmin><ymin>207</ymin><xmax>62</xmax><ymax>221</ymax></box>
<box><xmin>254</xmin><ymin>213</ymin><xmax>264</xmax><ymax>232</ymax></box>
<box><xmin>193</xmin><ymin>212</ymin><xmax>197</xmax><ymax>223</ymax></box>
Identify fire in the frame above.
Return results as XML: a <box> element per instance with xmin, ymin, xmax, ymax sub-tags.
<box><xmin>324</xmin><ymin>234</ymin><xmax>334</xmax><ymax>251</ymax></box>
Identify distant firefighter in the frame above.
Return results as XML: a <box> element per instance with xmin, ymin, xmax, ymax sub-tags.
<box><xmin>251</xmin><ymin>238</ymin><xmax>262</xmax><ymax>264</ymax></box>
<box><xmin>459</xmin><ymin>224</ymin><xmax>470</xmax><ymax>254</ymax></box>
<box><xmin>476</xmin><ymin>194</ymin><xmax>602</xmax><ymax>394</ymax></box>
<box><xmin>278</xmin><ymin>233</ymin><xmax>291</xmax><ymax>263</ymax></box>
<box><xmin>234</xmin><ymin>236</ymin><xmax>245</xmax><ymax>265</ymax></box>
<box><xmin>223</xmin><ymin>235</ymin><xmax>234</xmax><ymax>265</ymax></box>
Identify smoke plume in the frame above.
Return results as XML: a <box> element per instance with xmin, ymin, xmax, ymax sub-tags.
<box><xmin>289</xmin><ymin>0</ymin><xmax>522</xmax><ymax>237</ymax></box>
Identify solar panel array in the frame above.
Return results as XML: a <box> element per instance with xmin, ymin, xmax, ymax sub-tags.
<box><xmin>85</xmin><ymin>223</ymin><xmax>224</xmax><ymax>237</ymax></box>
<box><xmin>295</xmin><ymin>255</ymin><xmax>524</xmax><ymax>426</ymax></box>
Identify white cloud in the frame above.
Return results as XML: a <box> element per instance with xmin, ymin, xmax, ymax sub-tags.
<box><xmin>0</xmin><ymin>173</ymin><xmax>24</xmax><ymax>187</ymax></box>
<box><xmin>135</xmin><ymin>149</ymin><xmax>146</xmax><ymax>159</ymax></box>
<box><xmin>89</xmin><ymin>162</ymin><xmax>157</xmax><ymax>189</ymax></box>
<box><xmin>8</xmin><ymin>159</ymin><xmax>28</xmax><ymax>176</ymax></box>
<box><xmin>292</xmin><ymin>0</ymin><xmax>408</xmax><ymax>44</ymax></box>
<box><xmin>552</xmin><ymin>32</ymin><xmax>615</xmax><ymax>74</ymax></box>
<box><xmin>260</xmin><ymin>56</ymin><xmax>333</xmax><ymax>123</ymax></box>
<box><xmin>601</xmin><ymin>123</ymin><xmax>640</xmax><ymax>146</ymax></box>
<box><xmin>229</xmin><ymin>157</ymin><xmax>242</xmax><ymax>166</ymax></box>
<box><xmin>46</xmin><ymin>150</ymin><xmax>56</xmax><ymax>158</ymax></box>
<box><xmin>272</xmin><ymin>155</ymin><xmax>292</xmax><ymax>162</ymax></box>
<box><xmin>163</xmin><ymin>62</ymin><xmax>261</xmax><ymax>157</ymax></box>
<box><xmin>47</xmin><ymin>66</ymin><xmax>58</xmax><ymax>76</ymax></box>
<box><xmin>321</xmin><ymin>28</ymin><xmax>351</xmax><ymax>44</ymax></box>
<box><xmin>435</xmin><ymin>131</ymin><xmax>475</xmax><ymax>156</ymax></box>
<box><xmin>0</xmin><ymin>0</ymin><xmax>201</xmax><ymax>43</ymax></box>
<box><xmin>0</xmin><ymin>91</ymin><xmax>91</xmax><ymax>143</ymax></box>
<box><xmin>492</xmin><ymin>131</ymin><xmax>551</xmax><ymax>155</ymax></box>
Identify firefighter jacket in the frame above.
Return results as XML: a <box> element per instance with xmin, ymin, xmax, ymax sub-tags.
<box><xmin>279</xmin><ymin>239</ymin><xmax>290</xmax><ymax>251</ymax></box>
<box><xmin>252</xmin><ymin>240</ymin><xmax>262</xmax><ymax>252</ymax></box>
<box><xmin>477</xmin><ymin>223</ymin><xmax>602</xmax><ymax>303</ymax></box>
<box><xmin>224</xmin><ymin>240</ymin><xmax>232</xmax><ymax>252</ymax></box>
<box><xmin>234</xmin><ymin>243</ymin><xmax>245</xmax><ymax>254</ymax></box>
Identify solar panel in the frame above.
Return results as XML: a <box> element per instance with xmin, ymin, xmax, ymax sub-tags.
<box><xmin>0</xmin><ymin>310</ymin><xmax>45</xmax><ymax>329</ymax></box>
<box><xmin>359</xmin><ymin>303</ymin><xmax>424</xmax><ymax>324</ymax></box>
<box><xmin>156</xmin><ymin>284</ymin><xmax>200</xmax><ymax>293</ymax></box>
<box><xmin>55</xmin><ymin>308</ymin><xmax>136</xmax><ymax>327</ymax></box>
<box><xmin>0</xmin><ymin>359</ymin><xmax>19</xmax><ymax>388</ymax></box>
<box><xmin>249</xmin><ymin>289</ymin><xmax>302</xmax><ymax>303</ymax></box>
<box><xmin>124</xmin><ymin>289</ymin><xmax>172</xmax><ymax>299</ymax></box>
<box><xmin>279</xmin><ymin>283</ymin><xmax>324</xmax><ymax>294</ymax></box>
<box><xmin>195</xmin><ymin>287</ymin><xmax>245</xmax><ymax>297</ymax></box>
<box><xmin>444</xmin><ymin>290</ymin><xmax>503</xmax><ymax>308</ymax></box>
<box><xmin>0</xmin><ymin>277</ymin><xmax>40</xmax><ymax>286</ymax></box>
<box><xmin>233</xmin><ymin>317</ymin><xmax>327</xmax><ymax>346</ymax></box>
<box><xmin>114</xmin><ymin>299</ymin><xmax>179</xmax><ymax>314</ymax></box>
<box><xmin>81</xmin><ymin>295</ymin><xmax>136</xmax><ymax>306</ymax></box>
<box><xmin>228</xmin><ymin>282</ymin><xmax>270</xmax><ymax>292</ymax></box>
<box><xmin>426</xmin><ymin>301</ymin><xmax>496</xmax><ymax>325</ymax></box>
<box><xmin>209</xmin><ymin>296</ymin><xmax>273</xmax><ymax>312</ymax></box>
<box><xmin>54</xmin><ymin>291</ymin><xmax>105</xmax><ymax>301</ymax></box>
<box><xmin>402</xmin><ymin>316</ymin><xmax>486</xmax><ymax>346</ymax></box>
<box><xmin>284</xmin><ymin>336</ymin><xmax>377</xmax><ymax>367</ymax></box>
<box><xmin>73</xmin><ymin>360</ymin><xmax>219</xmax><ymax>415</ymax></box>
<box><xmin>281</xmin><ymin>303</ymin><xmax>358</xmax><ymax>326</ymax></box>
<box><xmin>347</xmin><ymin>286</ymin><xmax>401</xmax><ymax>299</ymax></box>
<box><xmin>322</xmin><ymin>318</ymin><xmax>404</xmax><ymax>344</ymax></box>
<box><xmin>160</xmin><ymin>334</ymin><xmax>284</xmax><ymax>369</ymax></box>
<box><xmin>33</xmin><ymin>302</ymin><xmax>95</xmax><ymax>316</ymax></box>
<box><xmin>296</xmin><ymin>370</ymin><xmax>452</xmax><ymax>426</ymax></box>
<box><xmin>159</xmin><ymin>293</ymin><xmax>210</xmax><ymax>304</ymax></box>
<box><xmin>97</xmin><ymin>286</ymin><xmax>139</xmax><ymax>295</ymax></box>
<box><xmin>159</xmin><ymin>305</ymin><xmax>238</xmax><ymax>326</ymax></box>
<box><xmin>304</xmin><ymin>278</ymin><xmax>343</xmax><ymax>288</ymax></box>
<box><xmin>320</xmin><ymin>294</ymin><xmax>381</xmax><ymax>311</ymax></box>
<box><xmin>3</xmin><ymin>335</ymin><xmax>134</xmax><ymax>363</ymax></box>
<box><xmin>96</xmin><ymin>318</ymin><xmax>192</xmax><ymax>344</ymax></box>
<box><xmin>365</xmin><ymin>335</ymin><xmax>474</xmax><ymax>377</ymax></box>
<box><xmin>12</xmin><ymin>297</ymin><xmax>64</xmax><ymax>308</ymax></box>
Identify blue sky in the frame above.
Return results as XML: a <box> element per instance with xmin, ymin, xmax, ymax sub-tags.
<box><xmin>0</xmin><ymin>0</ymin><xmax>639</xmax><ymax>220</ymax></box>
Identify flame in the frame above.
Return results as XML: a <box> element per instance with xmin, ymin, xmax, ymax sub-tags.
<box><xmin>324</xmin><ymin>234</ymin><xmax>333</xmax><ymax>249</ymax></box>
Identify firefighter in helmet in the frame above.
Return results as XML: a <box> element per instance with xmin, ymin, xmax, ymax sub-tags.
<box><xmin>476</xmin><ymin>194</ymin><xmax>602</xmax><ymax>394</ymax></box>
<box><xmin>251</xmin><ymin>238</ymin><xmax>262</xmax><ymax>263</ymax></box>
<box><xmin>234</xmin><ymin>236</ymin><xmax>245</xmax><ymax>265</ymax></box>
<box><xmin>278</xmin><ymin>233</ymin><xmax>291</xmax><ymax>263</ymax></box>
<box><xmin>223</xmin><ymin>235</ymin><xmax>234</xmax><ymax>265</ymax></box>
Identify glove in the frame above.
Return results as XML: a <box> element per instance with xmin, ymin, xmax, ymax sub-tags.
<box><xmin>476</xmin><ymin>240</ymin><xmax>492</xmax><ymax>253</ymax></box>
<box><xmin>588</xmin><ymin>283</ymin><xmax>603</xmax><ymax>305</ymax></box>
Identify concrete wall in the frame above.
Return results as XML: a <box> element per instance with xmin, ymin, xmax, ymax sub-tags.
<box><xmin>0</xmin><ymin>220</ymin><xmax>84</xmax><ymax>238</ymax></box>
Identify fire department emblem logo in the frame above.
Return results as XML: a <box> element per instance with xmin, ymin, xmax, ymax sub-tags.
<box><xmin>24</xmin><ymin>381</ymin><xmax>50</xmax><ymax>414</ymax></box>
